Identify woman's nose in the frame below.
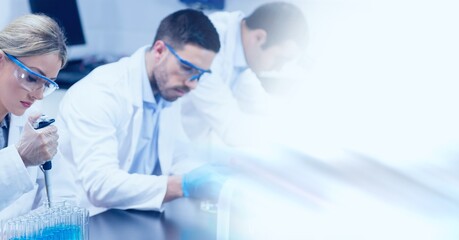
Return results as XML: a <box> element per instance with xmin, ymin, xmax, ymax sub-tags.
<box><xmin>29</xmin><ymin>88</ymin><xmax>44</xmax><ymax>100</ymax></box>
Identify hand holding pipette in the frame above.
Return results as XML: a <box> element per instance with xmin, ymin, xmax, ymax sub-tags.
<box><xmin>15</xmin><ymin>115</ymin><xmax>58</xmax><ymax>167</ymax></box>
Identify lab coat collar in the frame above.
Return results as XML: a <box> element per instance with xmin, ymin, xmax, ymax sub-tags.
<box><xmin>126</xmin><ymin>45</ymin><xmax>150</xmax><ymax>109</ymax></box>
<box><xmin>139</xmin><ymin>47</ymin><xmax>172</xmax><ymax>110</ymax></box>
<box><xmin>7</xmin><ymin>102</ymin><xmax>41</xmax><ymax>147</ymax></box>
<box><xmin>233</xmin><ymin>22</ymin><xmax>248</xmax><ymax>70</ymax></box>
<box><xmin>140</xmin><ymin>46</ymin><xmax>154</xmax><ymax>105</ymax></box>
<box><xmin>0</xmin><ymin>113</ymin><xmax>10</xmax><ymax>129</ymax></box>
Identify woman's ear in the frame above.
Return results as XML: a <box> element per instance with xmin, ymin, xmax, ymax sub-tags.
<box><xmin>0</xmin><ymin>50</ymin><xmax>6</xmax><ymax>66</ymax></box>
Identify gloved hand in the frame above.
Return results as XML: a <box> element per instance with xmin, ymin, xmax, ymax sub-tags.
<box><xmin>182</xmin><ymin>164</ymin><xmax>232</xmax><ymax>201</ymax></box>
<box><xmin>15</xmin><ymin>116</ymin><xmax>58</xmax><ymax>167</ymax></box>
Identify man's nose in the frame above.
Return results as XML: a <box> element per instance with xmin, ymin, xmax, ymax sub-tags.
<box><xmin>274</xmin><ymin>60</ymin><xmax>287</xmax><ymax>71</ymax></box>
<box><xmin>185</xmin><ymin>79</ymin><xmax>198</xmax><ymax>90</ymax></box>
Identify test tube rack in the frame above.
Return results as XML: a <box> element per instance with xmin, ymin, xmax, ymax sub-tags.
<box><xmin>1</xmin><ymin>202</ymin><xmax>89</xmax><ymax>240</ymax></box>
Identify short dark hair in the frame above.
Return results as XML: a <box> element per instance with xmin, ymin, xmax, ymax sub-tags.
<box><xmin>245</xmin><ymin>2</ymin><xmax>307</xmax><ymax>49</ymax></box>
<box><xmin>154</xmin><ymin>9</ymin><xmax>220</xmax><ymax>53</ymax></box>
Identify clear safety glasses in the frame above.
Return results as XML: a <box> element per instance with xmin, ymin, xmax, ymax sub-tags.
<box><xmin>165</xmin><ymin>43</ymin><xmax>211</xmax><ymax>82</ymax></box>
<box><xmin>5</xmin><ymin>53</ymin><xmax>59</xmax><ymax>97</ymax></box>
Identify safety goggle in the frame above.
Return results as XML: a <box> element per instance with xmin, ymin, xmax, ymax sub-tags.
<box><xmin>165</xmin><ymin>43</ymin><xmax>211</xmax><ymax>81</ymax></box>
<box><xmin>5</xmin><ymin>53</ymin><xmax>59</xmax><ymax>97</ymax></box>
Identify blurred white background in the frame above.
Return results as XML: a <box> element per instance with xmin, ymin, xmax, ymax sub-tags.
<box><xmin>2</xmin><ymin>1</ymin><xmax>459</xmax><ymax>238</ymax></box>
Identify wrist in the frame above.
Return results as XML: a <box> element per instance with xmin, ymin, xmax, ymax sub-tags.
<box><xmin>164</xmin><ymin>175</ymin><xmax>183</xmax><ymax>203</ymax></box>
<box><xmin>15</xmin><ymin>142</ymin><xmax>29</xmax><ymax>167</ymax></box>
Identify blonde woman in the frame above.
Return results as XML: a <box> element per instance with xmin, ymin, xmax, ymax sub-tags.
<box><xmin>0</xmin><ymin>14</ymin><xmax>67</xmax><ymax>220</ymax></box>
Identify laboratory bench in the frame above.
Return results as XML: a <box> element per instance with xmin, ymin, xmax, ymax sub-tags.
<box><xmin>89</xmin><ymin>198</ymin><xmax>217</xmax><ymax>240</ymax></box>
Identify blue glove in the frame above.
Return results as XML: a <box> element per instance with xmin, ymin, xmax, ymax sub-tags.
<box><xmin>182</xmin><ymin>164</ymin><xmax>231</xmax><ymax>201</ymax></box>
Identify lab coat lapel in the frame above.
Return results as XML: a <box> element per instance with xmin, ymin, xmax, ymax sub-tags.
<box><xmin>125</xmin><ymin>47</ymin><xmax>147</xmax><ymax>166</ymax></box>
<box><xmin>8</xmin><ymin>114</ymin><xmax>24</xmax><ymax>146</ymax></box>
<box><xmin>212</xmin><ymin>12</ymin><xmax>244</xmax><ymax>85</ymax></box>
<box><xmin>157</xmin><ymin>105</ymin><xmax>177</xmax><ymax>175</ymax></box>
<box><xmin>128</xmin><ymin>106</ymin><xmax>142</xmax><ymax>166</ymax></box>
<box><xmin>8</xmin><ymin>114</ymin><xmax>39</xmax><ymax>181</ymax></box>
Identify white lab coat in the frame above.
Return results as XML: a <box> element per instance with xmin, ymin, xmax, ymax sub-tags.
<box><xmin>0</xmin><ymin>109</ymin><xmax>45</xmax><ymax>221</ymax></box>
<box><xmin>51</xmin><ymin>46</ymin><xmax>199</xmax><ymax>216</ymax></box>
<box><xmin>181</xmin><ymin>11</ymin><xmax>272</xmax><ymax>147</ymax></box>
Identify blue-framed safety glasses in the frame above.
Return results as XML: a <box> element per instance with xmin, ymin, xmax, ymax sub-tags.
<box><xmin>165</xmin><ymin>43</ymin><xmax>211</xmax><ymax>81</ymax></box>
<box><xmin>5</xmin><ymin>53</ymin><xmax>59</xmax><ymax>97</ymax></box>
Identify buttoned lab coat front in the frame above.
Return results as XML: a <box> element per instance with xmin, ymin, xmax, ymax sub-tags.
<box><xmin>0</xmin><ymin>109</ymin><xmax>45</xmax><ymax>221</ymax></box>
<box><xmin>181</xmin><ymin>11</ymin><xmax>272</xmax><ymax>147</ymax></box>
<box><xmin>51</xmin><ymin>46</ymin><xmax>199</xmax><ymax>216</ymax></box>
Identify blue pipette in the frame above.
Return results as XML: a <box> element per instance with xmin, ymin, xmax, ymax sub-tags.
<box><xmin>33</xmin><ymin>115</ymin><xmax>56</xmax><ymax>207</ymax></box>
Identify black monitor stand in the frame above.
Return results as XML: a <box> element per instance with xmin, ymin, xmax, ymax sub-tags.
<box><xmin>57</xmin><ymin>59</ymin><xmax>92</xmax><ymax>89</ymax></box>
<box><xmin>29</xmin><ymin>0</ymin><xmax>90</xmax><ymax>89</ymax></box>
<box><xmin>57</xmin><ymin>56</ymin><xmax>114</xmax><ymax>89</ymax></box>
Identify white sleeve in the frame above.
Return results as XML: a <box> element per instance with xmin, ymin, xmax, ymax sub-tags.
<box><xmin>0</xmin><ymin>146</ymin><xmax>34</xmax><ymax>211</ymax></box>
<box><xmin>232</xmin><ymin>69</ymin><xmax>274</xmax><ymax>114</ymax></box>
<box><xmin>169</xmin><ymin>139</ymin><xmax>204</xmax><ymax>175</ymax></box>
<box><xmin>185</xmin><ymin>67</ymin><xmax>270</xmax><ymax>147</ymax></box>
<box><xmin>163</xmin><ymin>103</ymin><xmax>204</xmax><ymax>175</ymax></box>
<box><xmin>187</xmin><ymin>65</ymin><xmax>240</xmax><ymax>137</ymax></box>
<box><xmin>59</xmin><ymin>87</ymin><xmax>167</xmax><ymax>211</ymax></box>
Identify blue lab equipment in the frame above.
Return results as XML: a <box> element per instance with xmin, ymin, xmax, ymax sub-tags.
<box><xmin>182</xmin><ymin>164</ymin><xmax>231</xmax><ymax>201</ymax></box>
<box><xmin>33</xmin><ymin>115</ymin><xmax>55</xmax><ymax>208</ymax></box>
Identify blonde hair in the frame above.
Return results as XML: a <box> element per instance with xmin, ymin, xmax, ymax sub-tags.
<box><xmin>0</xmin><ymin>14</ymin><xmax>67</xmax><ymax>67</ymax></box>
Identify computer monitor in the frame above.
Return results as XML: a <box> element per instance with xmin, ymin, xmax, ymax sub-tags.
<box><xmin>29</xmin><ymin>0</ymin><xmax>95</xmax><ymax>88</ymax></box>
<box><xmin>180</xmin><ymin>0</ymin><xmax>225</xmax><ymax>10</ymax></box>
<box><xmin>29</xmin><ymin>0</ymin><xmax>89</xmax><ymax>62</ymax></box>
<box><xmin>29</xmin><ymin>0</ymin><xmax>85</xmax><ymax>46</ymax></box>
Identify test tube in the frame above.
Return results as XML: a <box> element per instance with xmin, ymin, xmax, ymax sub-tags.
<box><xmin>2</xmin><ymin>201</ymin><xmax>89</xmax><ymax>240</ymax></box>
<box><xmin>0</xmin><ymin>219</ymin><xmax>5</xmax><ymax>240</ymax></box>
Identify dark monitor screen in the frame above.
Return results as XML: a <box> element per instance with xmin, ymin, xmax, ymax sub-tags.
<box><xmin>29</xmin><ymin>0</ymin><xmax>85</xmax><ymax>46</ymax></box>
<box><xmin>180</xmin><ymin>0</ymin><xmax>225</xmax><ymax>10</ymax></box>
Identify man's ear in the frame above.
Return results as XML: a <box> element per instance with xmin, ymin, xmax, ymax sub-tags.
<box><xmin>152</xmin><ymin>41</ymin><xmax>166</xmax><ymax>54</ymax></box>
<box><xmin>151</xmin><ymin>40</ymin><xmax>168</xmax><ymax>62</ymax></box>
<box><xmin>253</xmin><ymin>29</ymin><xmax>267</xmax><ymax>47</ymax></box>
